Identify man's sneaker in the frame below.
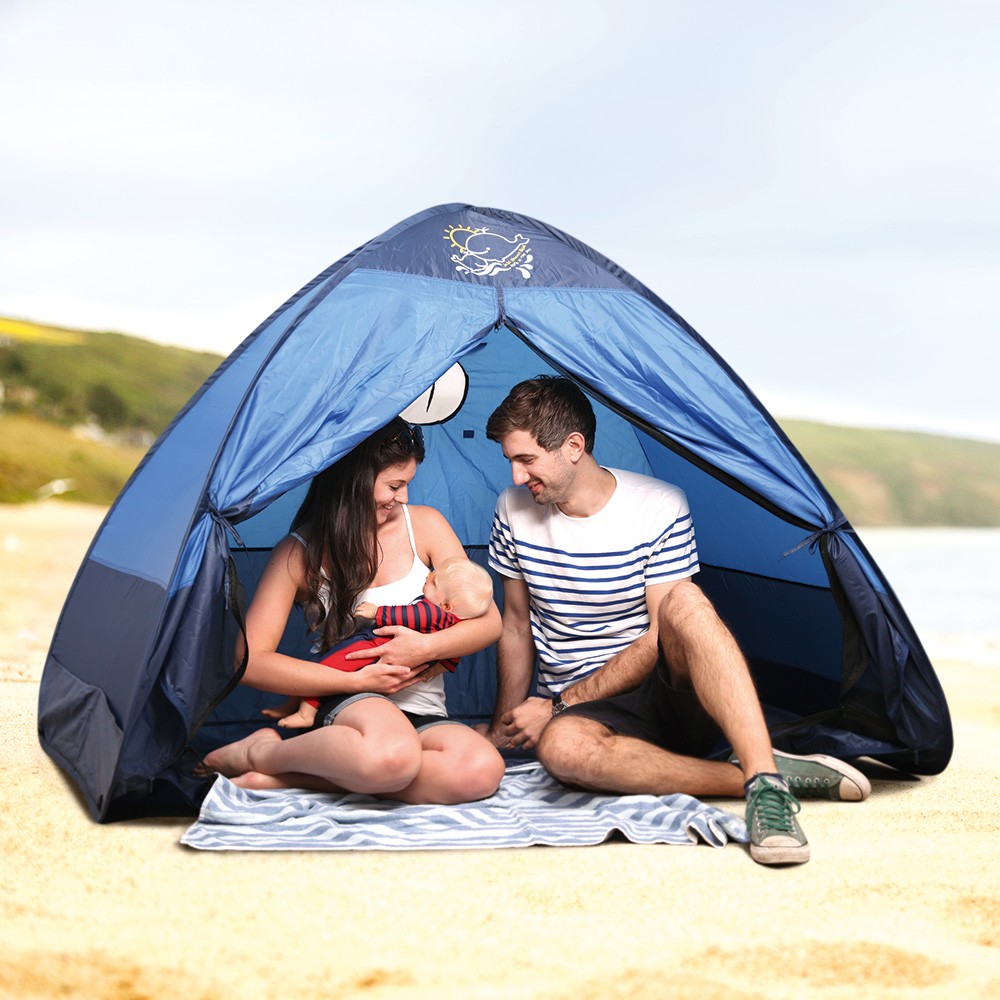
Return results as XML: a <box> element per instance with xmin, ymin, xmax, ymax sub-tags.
<box><xmin>729</xmin><ymin>750</ymin><xmax>871</xmax><ymax>801</ymax></box>
<box><xmin>745</xmin><ymin>775</ymin><xmax>809</xmax><ymax>866</ymax></box>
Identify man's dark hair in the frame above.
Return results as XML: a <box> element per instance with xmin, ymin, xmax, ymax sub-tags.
<box><xmin>486</xmin><ymin>376</ymin><xmax>596</xmax><ymax>453</ymax></box>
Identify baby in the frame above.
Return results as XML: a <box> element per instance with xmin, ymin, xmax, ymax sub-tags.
<box><xmin>265</xmin><ymin>557</ymin><xmax>494</xmax><ymax>728</ymax></box>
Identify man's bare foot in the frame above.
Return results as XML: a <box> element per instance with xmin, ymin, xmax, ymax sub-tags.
<box><xmin>200</xmin><ymin>728</ymin><xmax>282</xmax><ymax>778</ymax></box>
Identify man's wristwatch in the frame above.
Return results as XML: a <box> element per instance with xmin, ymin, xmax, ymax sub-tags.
<box><xmin>551</xmin><ymin>693</ymin><xmax>568</xmax><ymax>716</ymax></box>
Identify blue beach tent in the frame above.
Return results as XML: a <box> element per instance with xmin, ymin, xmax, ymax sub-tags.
<box><xmin>38</xmin><ymin>204</ymin><xmax>952</xmax><ymax>821</ymax></box>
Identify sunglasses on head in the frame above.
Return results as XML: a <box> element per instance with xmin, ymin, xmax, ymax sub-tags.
<box><xmin>386</xmin><ymin>423</ymin><xmax>424</xmax><ymax>454</ymax></box>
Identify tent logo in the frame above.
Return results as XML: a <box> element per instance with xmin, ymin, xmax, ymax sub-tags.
<box><xmin>443</xmin><ymin>224</ymin><xmax>534</xmax><ymax>279</ymax></box>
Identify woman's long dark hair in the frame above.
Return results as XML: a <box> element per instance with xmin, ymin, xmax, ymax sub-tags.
<box><xmin>291</xmin><ymin>418</ymin><xmax>425</xmax><ymax>651</ymax></box>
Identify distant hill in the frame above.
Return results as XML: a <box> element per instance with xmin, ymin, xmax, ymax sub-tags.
<box><xmin>781</xmin><ymin>420</ymin><xmax>1000</xmax><ymax>527</ymax></box>
<box><xmin>0</xmin><ymin>413</ymin><xmax>149</xmax><ymax>505</ymax></box>
<box><xmin>1</xmin><ymin>316</ymin><xmax>998</xmax><ymax>524</ymax></box>
<box><xmin>0</xmin><ymin>316</ymin><xmax>223</xmax><ymax>504</ymax></box>
<box><xmin>0</xmin><ymin>316</ymin><xmax>223</xmax><ymax>439</ymax></box>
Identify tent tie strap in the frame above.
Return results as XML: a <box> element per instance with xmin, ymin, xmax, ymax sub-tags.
<box><xmin>782</xmin><ymin>515</ymin><xmax>848</xmax><ymax>558</ymax></box>
<box><xmin>207</xmin><ymin>505</ymin><xmax>247</xmax><ymax>551</ymax></box>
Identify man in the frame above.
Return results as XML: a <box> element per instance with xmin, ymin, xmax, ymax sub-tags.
<box><xmin>484</xmin><ymin>376</ymin><xmax>869</xmax><ymax>866</ymax></box>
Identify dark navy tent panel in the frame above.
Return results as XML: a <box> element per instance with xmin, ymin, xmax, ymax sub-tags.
<box><xmin>38</xmin><ymin>203</ymin><xmax>952</xmax><ymax>821</ymax></box>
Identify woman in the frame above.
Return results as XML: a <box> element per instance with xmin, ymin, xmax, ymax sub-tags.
<box><xmin>201</xmin><ymin>418</ymin><xmax>506</xmax><ymax>804</ymax></box>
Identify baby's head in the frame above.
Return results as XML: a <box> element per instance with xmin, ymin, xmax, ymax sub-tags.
<box><xmin>423</xmin><ymin>558</ymin><xmax>493</xmax><ymax>620</ymax></box>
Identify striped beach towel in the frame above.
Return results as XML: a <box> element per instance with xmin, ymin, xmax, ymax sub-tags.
<box><xmin>181</xmin><ymin>761</ymin><xmax>749</xmax><ymax>852</ymax></box>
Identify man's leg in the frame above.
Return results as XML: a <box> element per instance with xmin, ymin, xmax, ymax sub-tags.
<box><xmin>537</xmin><ymin>581</ymin><xmax>865</xmax><ymax>865</ymax></box>
<box><xmin>656</xmin><ymin>582</ymin><xmax>869</xmax><ymax>801</ymax></box>
<box><xmin>656</xmin><ymin>583</ymin><xmax>812</xmax><ymax>866</ymax></box>
<box><xmin>538</xmin><ymin>581</ymin><xmax>773</xmax><ymax>796</ymax></box>
<box><xmin>538</xmin><ymin>714</ymin><xmax>743</xmax><ymax>796</ymax></box>
<box><xmin>538</xmin><ymin>696</ymin><xmax>810</xmax><ymax>865</ymax></box>
<box><xmin>655</xmin><ymin>580</ymin><xmax>779</xmax><ymax>783</ymax></box>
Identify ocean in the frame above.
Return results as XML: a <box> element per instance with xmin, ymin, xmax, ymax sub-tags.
<box><xmin>859</xmin><ymin>527</ymin><xmax>1000</xmax><ymax>668</ymax></box>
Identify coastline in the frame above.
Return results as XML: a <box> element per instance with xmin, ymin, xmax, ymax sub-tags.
<box><xmin>1</xmin><ymin>502</ymin><xmax>997</xmax><ymax>999</ymax></box>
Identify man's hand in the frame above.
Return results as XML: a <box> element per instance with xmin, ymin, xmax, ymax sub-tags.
<box><xmin>483</xmin><ymin>696</ymin><xmax>553</xmax><ymax>750</ymax></box>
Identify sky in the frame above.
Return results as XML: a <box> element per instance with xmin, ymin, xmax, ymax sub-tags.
<box><xmin>2</xmin><ymin>0</ymin><xmax>998</xmax><ymax>441</ymax></box>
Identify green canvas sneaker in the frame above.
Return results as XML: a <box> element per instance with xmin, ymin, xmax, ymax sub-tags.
<box><xmin>729</xmin><ymin>750</ymin><xmax>871</xmax><ymax>801</ymax></box>
<box><xmin>773</xmin><ymin>751</ymin><xmax>871</xmax><ymax>801</ymax></box>
<box><xmin>745</xmin><ymin>775</ymin><xmax>809</xmax><ymax>866</ymax></box>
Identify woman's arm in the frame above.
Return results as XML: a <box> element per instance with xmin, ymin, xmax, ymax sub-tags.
<box><xmin>344</xmin><ymin>505</ymin><xmax>503</xmax><ymax>667</ymax></box>
<box><xmin>239</xmin><ymin>537</ymin><xmax>418</xmax><ymax>696</ymax></box>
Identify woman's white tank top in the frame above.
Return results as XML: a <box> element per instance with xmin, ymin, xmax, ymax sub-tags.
<box><xmin>293</xmin><ymin>505</ymin><xmax>446</xmax><ymax>717</ymax></box>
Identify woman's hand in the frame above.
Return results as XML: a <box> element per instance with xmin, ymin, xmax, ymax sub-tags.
<box><xmin>343</xmin><ymin>625</ymin><xmax>433</xmax><ymax>669</ymax></box>
<box><xmin>353</xmin><ymin>661</ymin><xmax>427</xmax><ymax>694</ymax></box>
<box><xmin>416</xmin><ymin>662</ymin><xmax>449</xmax><ymax>682</ymax></box>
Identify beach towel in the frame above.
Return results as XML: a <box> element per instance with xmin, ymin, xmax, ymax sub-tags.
<box><xmin>181</xmin><ymin>761</ymin><xmax>749</xmax><ymax>852</ymax></box>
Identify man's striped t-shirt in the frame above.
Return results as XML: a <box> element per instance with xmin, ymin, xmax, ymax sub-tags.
<box><xmin>488</xmin><ymin>468</ymin><xmax>699</xmax><ymax>695</ymax></box>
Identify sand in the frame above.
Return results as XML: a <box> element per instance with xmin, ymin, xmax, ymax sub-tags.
<box><xmin>1</xmin><ymin>501</ymin><xmax>998</xmax><ymax>1000</ymax></box>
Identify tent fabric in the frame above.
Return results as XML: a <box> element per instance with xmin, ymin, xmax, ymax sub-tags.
<box><xmin>37</xmin><ymin>203</ymin><xmax>952</xmax><ymax>821</ymax></box>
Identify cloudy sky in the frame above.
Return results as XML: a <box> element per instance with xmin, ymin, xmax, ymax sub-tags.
<box><xmin>2</xmin><ymin>0</ymin><xmax>997</xmax><ymax>441</ymax></box>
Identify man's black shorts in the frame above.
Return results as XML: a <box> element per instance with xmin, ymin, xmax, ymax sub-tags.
<box><xmin>558</xmin><ymin>656</ymin><xmax>726</xmax><ymax>758</ymax></box>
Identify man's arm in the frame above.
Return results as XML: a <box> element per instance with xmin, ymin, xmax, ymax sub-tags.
<box><xmin>492</xmin><ymin>580</ymin><xmax>681</xmax><ymax>749</ymax></box>
<box><xmin>486</xmin><ymin>576</ymin><xmax>536</xmax><ymax>740</ymax></box>
<box><xmin>556</xmin><ymin>579</ymin><xmax>678</xmax><ymax>707</ymax></box>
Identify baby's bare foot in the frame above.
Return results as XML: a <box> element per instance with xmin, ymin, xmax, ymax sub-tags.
<box><xmin>277</xmin><ymin>710</ymin><xmax>315</xmax><ymax>729</ymax></box>
<box><xmin>262</xmin><ymin>697</ymin><xmax>298</xmax><ymax>720</ymax></box>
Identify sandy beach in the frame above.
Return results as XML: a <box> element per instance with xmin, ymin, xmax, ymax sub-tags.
<box><xmin>1</xmin><ymin>501</ymin><xmax>997</xmax><ymax>1000</ymax></box>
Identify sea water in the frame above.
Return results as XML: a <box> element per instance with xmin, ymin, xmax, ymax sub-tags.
<box><xmin>858</xmin><ymin>527</ymin><xmax>1000</xmax><ymax>668</ymax></box>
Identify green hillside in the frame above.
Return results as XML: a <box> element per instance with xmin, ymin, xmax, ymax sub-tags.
<box><xmin>781</xmin><ymin>420</ymin><xmax>1000</xmax><ymax>526</ymax></box>
<box><xmin>0</xmin><ymin>316</ymin><xmax>223</xmax><ymax>504</ymax></box>
<box><xmin>1</xmin><ymin>316</ymin><xmax>997</xmax><ymax>524</ymax></box>
<box><xmin>0</xmin><ymin>413</ymin><xmax>148</xmax><ymax>505</ymax></box>
<box><xmin>0</xmin><ymin>316</ymin><xmax>222</xmax><ymax>436</ymax></box>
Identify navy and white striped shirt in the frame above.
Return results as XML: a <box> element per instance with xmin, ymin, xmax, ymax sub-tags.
<box><xmin>488</xmin><ymin>468</ymin><xmax>699</xmax><ymax>694</ymax></box>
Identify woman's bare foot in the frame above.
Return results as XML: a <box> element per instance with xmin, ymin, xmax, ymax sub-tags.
<box><xmin>200</xmin><ymin>728</ymin><xmax>282</xmax><ymax>778</ymax></box>
<box><xmin>231</xmin><ymin>770</ymin><xmax>345</xmax><ymax>793</ymax></box>
<box><xmin>231</xmin><ymin>770</ymin><xmax>293</xmax><ymax>790</ymax></box>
